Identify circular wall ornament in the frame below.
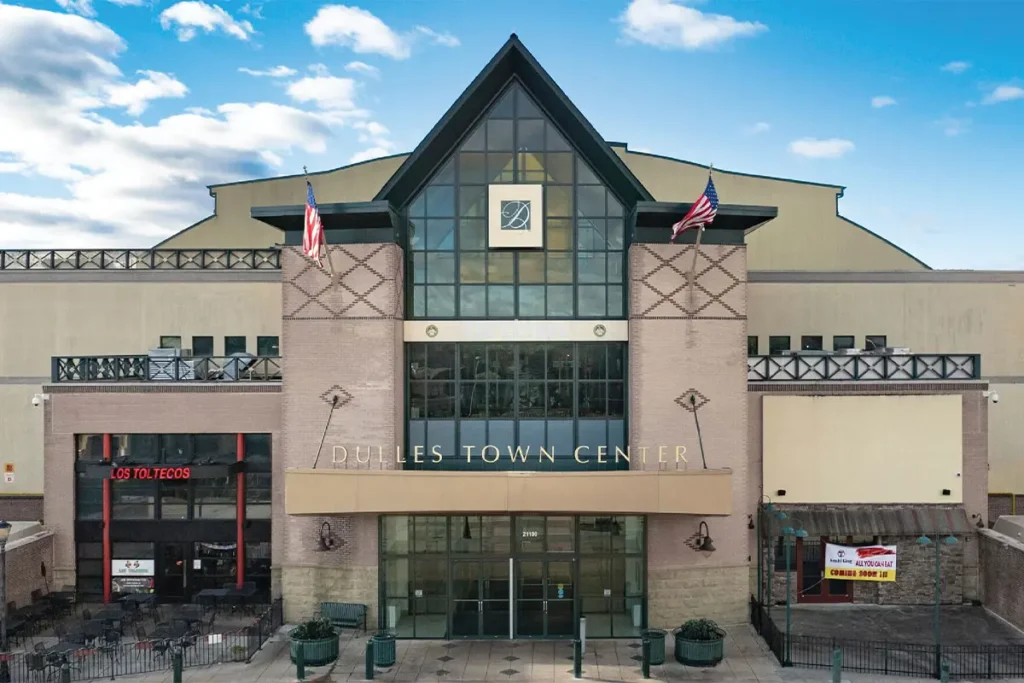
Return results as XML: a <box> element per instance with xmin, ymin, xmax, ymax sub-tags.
<box><xmin>593</xmin><ymin>324</ymin><xmax>607</xmax><ymax>338</ymax></box>
<box><xmin>425</xmin><ymin>325</ymin><xmax>439</xmax><ymax>338</ymax></box>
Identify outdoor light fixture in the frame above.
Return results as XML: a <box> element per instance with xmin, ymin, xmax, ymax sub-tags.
<box><xmin>463</xmin><ymin>517</ymin><xmax>472</xmax><ymax>540</ymax></box>
<box><xmin>316</xmin><ymin>521</ymin><xmax>341</xmax><ymax>552</ymax></box>
<box><xmin>782</xmin><ymin>519</ymin><xmax>808</xmax><ymax>666</ymax></box>
<box><xmin>697</xmin><ymin>521</ymin><xmax>715</xmax><ymax>552</ymax></box>
<box><xmin>747</xmin><ymin>515</ymin><xmax>755</xmax><ymax>530</ymax></box>
<box><xmin>0</xmin><ymin>520</ymin><xmax>11</xmax><ymax>683</ymax></box>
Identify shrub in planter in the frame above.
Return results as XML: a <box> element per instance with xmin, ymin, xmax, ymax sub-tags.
<box><xmin>289</xmin><ymin>618</ymin><xmax>340</xmax><ymax>667</ymax></box>
<box><xmin>231</xmin><ymin>645</ymin><xmax>248</xmax><ymax>662</ymax></box>
<box><xmin>673</xmin><ymin>618</ymin><xmax>725</xmax><ymax>667</ymax></box>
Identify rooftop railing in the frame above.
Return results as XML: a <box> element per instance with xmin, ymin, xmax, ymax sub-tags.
<box><xmin>0</xmin><ymin>249</ymin><xmax>280</xmax><ymax>270</ymax></box>
<box><xmin>52</xmin><ymin>355</ymin><xmax>282</xmax><ymax>383</ymax></box>
<box><xmin>748</xmin><ymin>353</ymin><xmax>980</xmax><ymax>382</ymax></box>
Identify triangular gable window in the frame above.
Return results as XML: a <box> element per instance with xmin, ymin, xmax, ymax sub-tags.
<box><xmin>407</xmin><ymin>82</ymin><xmax>624</xmax><ymax>321</ymax></box>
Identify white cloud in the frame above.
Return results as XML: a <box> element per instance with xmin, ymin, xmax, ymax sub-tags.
<box><xmin>304</xmin><ymin>5</ymin><xmax>459</xmax><ymax>59</ymax></box>
<box><xmin>744</xmin><ymin>122</ymin><xmax>770</xmax><ymax>134</ymax></box>
<box><xmin>159</xmin><ymin>1</ymin><xmax>254</xmax><ymax>42</ymax></box>
<box><xmin>936</xmin><ymin>117</ymin><xmax>970</xmax><ymax>136</ymax></box>
<box><xmin>285</xmin><ymin>75</ymin><xmax>366</xmax><ymax>114</ymax></box>
<box><xmin>982</xmin><ymin>84</ymin><xmax>1024</xmax><ymax>105</ymax></box>
<box><xmin>105</xmin><ymin>70</ymin><xmax>188</xmax><ymax>115</ymax></box>
<box><xmin>56</xmin><ymin>0</ymin><xmax>144</xmax><ymax>17</ymax></box>
<box><xmin>941</xmin><ymin>61</ymin><xmax>970</xmax><ymax>74</ymax></box>
<box><xmin>238</xmin><ymin>65</ymin><xmax>298</xmax><ymax>78</ymax></box>
<box><xmin>0</xmin><ymin>3</ymin><xmax>388</xmax><ymax>248</ymax></box>
<box><xmin>238</xmin><ymin>2</ymin><xmax>264</xmax><ymax>20</ymax></box>
<box><xmin>345</xmin><ymin>61</ymin><xmax>380</xmax><ymax>79</ymax></box>
<box><xmin>871</xmin><ymin>95</ymin><xmax>896</xmax><ymax>108</ymax></box>
<box><xmin>349</xmin><ymin>119</ymin><xmax>396</xmax><ymax>162</ymax></box>
<box><xmin>788</xmin><ymin>138</ymin><xmax>855</xmax><ymax>159</ymax></box>
<box><xmin>415</xmin><ymin>26</ymin><xmax>460</xmax><ymax>48</ymax></box>
<box><xmin>618</xmin><ymin>0</ymin><xmax>767</xmax><ymax>50</ymax></box>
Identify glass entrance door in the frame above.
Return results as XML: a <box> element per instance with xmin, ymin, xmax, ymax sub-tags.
<box><xmin>451</xmin><ymin>560</ymin><xmax>510</xmax><ymax>637</ymax></box>
<box><xmin>515</xmin><ymin>559</ymin><xmax>575</xmax><ymax>637</ymax></box>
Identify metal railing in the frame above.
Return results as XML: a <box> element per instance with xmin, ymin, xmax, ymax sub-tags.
<box><xmin>52</xmin><ymin>356</ymin><xmax>283</xmax><ymax>382</ymax></box>
<box><xmin>747</xmin><ymin>353</ymin><xmax>980</xmax><ymax>382</ymax></box>
<box><xmin>0</xmin><ymin>249</ymin><xmax>280</xmax><ymax>270</ymax></box>
<box><xmin>2</xmin><ymin>599</ymin><xmax>283</xmax><ymax>682</ymax></box>
<box><xmin>750</xmin><ymin>597</ymin><xmax>1024</xmax><ymax>679</ymax></box>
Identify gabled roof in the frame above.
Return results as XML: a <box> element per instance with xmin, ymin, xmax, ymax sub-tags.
<box><xmin>374</xmin><ymin>34</ymin><xmax>654</xmax><ymax>208</ymax></box>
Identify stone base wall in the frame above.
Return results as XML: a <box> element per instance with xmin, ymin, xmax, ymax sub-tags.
<box><xmin>648</xmin><ymin>565</ymin><xmax>748</xmax><ymax>628</ymax></box>
<box><xmin>280</xmin><ymin>565</ymin><xmax>378</xmax><ymax>625</ymax></box>
<box><xmin>0</xmin><ymin>496</ymin><xmax>43</xmax><ymax>521</ymax></box>
<box><xmin>759</xmin><ymin>535</ymin><xmax>968</xmax><ymax>606</ymax></box>
<box><xmin>979</xmin><ymin>529</ymin><xmax>1024</xmax><ymax>630</ymax></box>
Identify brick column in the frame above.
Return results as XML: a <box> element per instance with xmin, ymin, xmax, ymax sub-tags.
<box><xmin>275</xmin><ymin>244</ymin><xmax>404</xmax><ymax>624</ymax></box>
<box><xmin>628</xmin><ymin>242</ymin><xmax>749</xmax><ymax>626</ymax></box>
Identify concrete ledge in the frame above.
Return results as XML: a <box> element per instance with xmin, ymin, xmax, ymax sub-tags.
<box><xmin>284</xmin><ymin>468</ymin><xmax>733</xmax><ymax>515</ymax></box>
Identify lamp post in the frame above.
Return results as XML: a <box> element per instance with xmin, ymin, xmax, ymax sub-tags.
<box><xmin>758</xmin><ymin>496</ymin><xmax>787</xmax><ymax>618</ymax></box>
<box><xmin>782</xmin><ymin>520</ymin><xmax>808</xmax><ymax>667</ymax></box>
<box><xmin>0</xmin><ymin>520</ymin><xmax>11</xmax><ymax>683</ymax></box>
<box><xmin>917</xmin><ymin>533</ymin><xmax>958</xmax><ymax>677</ymax></box>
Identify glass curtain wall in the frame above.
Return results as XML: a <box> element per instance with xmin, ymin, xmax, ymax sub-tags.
<box><xmin>380</xmin><ymin>515</ymin><xmax>645</xmax><ymax>639</ymax></box>
<box><xmin>407</xmin><ymin>342</ymin><xmax>626</xmax><ymax>471</ymax></box>
<box><xmin>407</xmin><ymin>82</ymin><xmax>626</xmax><ymax>320</ymax></box>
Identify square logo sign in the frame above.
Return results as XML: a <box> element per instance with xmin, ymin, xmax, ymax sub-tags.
<box><xmin>499</xmin><ymin>200</ymin><xmax>531</xmax><ymax>231</ymax></box>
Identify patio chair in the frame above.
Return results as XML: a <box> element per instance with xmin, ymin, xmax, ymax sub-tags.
<box><xmin>26</xmin><ymin>653</ymin><xmax>47</xmax><ymax>682</ymax></box>
<box><xmin>202</xmin><ymin>610</ymin><xmax>216</xmax><ymax>636</ymax></box>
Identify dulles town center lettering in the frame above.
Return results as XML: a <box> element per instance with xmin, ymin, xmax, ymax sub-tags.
<box><xmin>332</xmin><ymin>445</ymin><xmax>688</xmax><ymax>465</ymax></box>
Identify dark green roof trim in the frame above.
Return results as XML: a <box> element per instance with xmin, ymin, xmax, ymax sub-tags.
<box><xmin>836</xmin><ymin>214</ymin><xmax>931</xmax><ymax>270</ymax></box>
<box><xmin>251</xmin><ymin>200</ymin><xmax>399</xmax><ymax>236</ymax></box>
<box><xmin>152</xmin><ymin>214</ymin><xmax>215</xmax><ymax>248</ymax></box>
<box><xmin>206</xmin><ymin>153</ymin><xmax>409</xmax><ymax>193</ymax></box>
<box><xmin>373</xmin><ymin>34</ymin><xmax>654</xmax><ymax>209</ymax></box>
<box><xmin>619</xmin><ymin>144</ymin><xmax>846</xmax><ymax>191</ymax></box>
<box><xmin>634</xmin><ymin>201</ymin><xmax>777</xmax><ymax>237</ymax></box>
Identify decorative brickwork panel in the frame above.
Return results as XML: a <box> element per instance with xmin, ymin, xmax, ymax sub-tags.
<box><xmin>629</xmin><ymin>244</ymin><xmax>746</xmax><ymax>320</ymax></box>
<box><xmin>282</xmin><ymin>245</ymin><xmax>403</xmax><ymax>320</ymax></box>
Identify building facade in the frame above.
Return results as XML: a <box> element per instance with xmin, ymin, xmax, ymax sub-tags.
<box><xmin>0</xmin><ymin>35</ymin><xmax>1003</xmax><ymax>634</ymax></box>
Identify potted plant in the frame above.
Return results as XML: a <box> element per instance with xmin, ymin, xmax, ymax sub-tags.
<box><xmin>289</xmin><ymin>618</ymin><xmax>339</xmax><ymax>667</ymax></box>
<box><xmin>673</xmin><ymin>618</ymin><xmax>725</xmax><ymax>667</ymax></box>
<box><xmin>231</xmin><ymin>645</ymin><xmax>248</xmax><ymax>662</ymax></box>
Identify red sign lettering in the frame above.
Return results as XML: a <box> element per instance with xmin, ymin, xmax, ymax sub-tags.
<box><xmin>110</xmin><ymin>466</ymin><xmax>191</xmax><ymax>481</ymax></box>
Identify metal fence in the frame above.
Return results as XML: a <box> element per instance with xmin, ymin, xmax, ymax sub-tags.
<box><xmin>52</xmin><ymin>355</ymin><xmax>283</xmax><ymax>382</ymax></box>
<box><xmin>747</xmin><ymin>353</ymin><xmax>980</xmax><ymax>382</ymax></box>
<box><xmin>749</xmin><ymin>597</ymin><xmax>1024</xmax><ymax>680</ymax></box>
<box><xmin>1</xmin><ymin>599</ymin><xmax>283</xmax><ymax>682</ymax></box>
<box><xmin>0</xmin><ymin>249</ymin><xmax>280</xmax><ymax>270</ymax></box>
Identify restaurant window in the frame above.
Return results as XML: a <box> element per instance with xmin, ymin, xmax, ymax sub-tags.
<box><xmin>111</xmin><ymin>480</ymin><xmax>156</xmax><ymax>519</ymax></box>
<box><xmin>833</xmin><ymin>335</ymin><xmax>855</xmax><ymax>351</ymax></box>
<box><xmin>801</xmin><ymin>336</ymin><xmax>823</xmax><ymax>351</ymax></box>
<box><xmin>112</xmin><ymin>542</ymin><xmax>155</xmax><ymax>560</ymax></box>
<box><xmin>76</xmin><ymin>434</ymin><xmax>105</xmax><ymax>462</ymax></box>
<box><xmin>244</xmin><ymin>434</ymin><xmax>271</xmax><ymax>466</ymax></box>
<box><xmin>76</xmin><ymin>543</ymin><xmax>104</xmax><ymax>599</ymax></box>
<box><xmin>113</xmin><ymin>434</ymin><xmax>159</xmax><ymax>463</ymax></box>
<box><xmin>159</xmin><ymin>480</ymin><xmax>190</xmax><ymax>520</ymax></box>
<box><xmin>245</xmin><ymin>472</ymin><xmax>271</xmax><ymax>519</ymax></box>
<box><xmin>159</xmin><ymin>336</ymin><xmax>182</xmax><ymax>350</ymax></box>
<box><xmin>75</xmin><ymin>474</ymin><xmax>103</xmax><ymax>520</ymax></box>
<box><xmin>193</xmin><ymin>434</ymin><xmax>236</xmax><ymax>464</ymax></box>
<box><xmin>245</xmin><ymin>541</ymin><xmax>271</xmax><ymax>598</ymax></box>
<box><xmin>194</xmin><ymin>477</ymin><xmax>237</xmax><ymax>519</ymax></box>
<box><xmin>224</xmin><ymin>336</ymin><xmax>247</xmax><ymax>355</ymax></box>
<box><xmin>257</xmin><ymin>336</ymin><xmax>280</xmax><ymax>356</ymax></box>
<box><xmin>192</xmin><ymin>336</ymin><xmax>214</xmax><ymax>357</ymax></box>
<box><xmin>865</xmin><ymin>335</ymin><xmax>887</xmax><ymax>350</ymax></box>
<box><xmin>161</xmin><ymin>435</ymin><xmax>194</xmax><ymax>464</ymax></box>
<box><xmin>768</xmin><ymin>336</ymin><xmax>791</xmax><ymax>355</ymax></box>
<box><xmin>193</xmin><ymin>542</ymin><xmax>237</xmax><ymax>593</ymax></box>
<box><xmin>747</xmin><ymin>336</ymin><xmax>758</xmax><ymax>356</ymax></box>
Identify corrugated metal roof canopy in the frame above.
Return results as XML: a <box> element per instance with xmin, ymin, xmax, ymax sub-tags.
<box><xmin>774</xmin><ymin>506</ymin><xmax>972</xmax><ymax>537</ymax></box>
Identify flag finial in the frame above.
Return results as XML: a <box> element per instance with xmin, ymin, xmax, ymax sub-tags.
<box><xmin>708</xmin><ymin>163</ymin><xmax>714</xmax><ymax>175</ymax></box>
<box><xmin>302</xmin><ymin>165</ymin><xmax>309</xmax><ymax>178</ymax></box>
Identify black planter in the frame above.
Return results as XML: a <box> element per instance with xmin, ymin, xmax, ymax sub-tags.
<box><xmin>673</xmin><ymin>631</ymin><xmax>724</xmax><ymax>667</ymax></box>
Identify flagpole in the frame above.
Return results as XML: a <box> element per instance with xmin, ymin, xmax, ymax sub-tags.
<box><xmin>304</xmin><ymin>165</ymin><xmax>337</xmax><ymax>281</ymax></box>
<box><xmin>687</xmin><ymin>164</ymin><xmax>713</xmax><ymax>311</ymax></box>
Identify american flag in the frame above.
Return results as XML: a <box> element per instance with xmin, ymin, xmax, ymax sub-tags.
<box><xmin>670</xmin><ymin>175</ymin><xmax>719</xmax><ymax>243</ymax></box>
<box><xmin>303</xmin><ymin>180</ymin><xmax>325</xmax><ymax>267</ymax></box>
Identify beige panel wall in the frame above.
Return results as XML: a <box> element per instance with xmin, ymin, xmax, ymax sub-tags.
<box><xmin>748</xmin><ymin>280</ymin><xmax>1023</xmax><ymax>491</ymax></box>
<box><xmin>628</xmin><ymin>242</ymin><xmax>750</xmax><ymax>625</ymax></box>
<box><xmin>43</xmin><ymin>386</ymin><xmax>281</xmax><ymax>589</ymax></box>
<box><xmin>159</xmin><ymin>156</ymin><xmax>406</xmax><ymax>249</ymax></box>
<box><xmin>0</xmin><ymin>279</ymin><xmax>281</xmax><ymax>495</ymax></box>
<box><xmin>763</xmin><ymin>394</ymin><xmax>963</xmax><ymax>504</ymax></box>
<box><xmin>616</xmin><ymin>148</ymin><xmax>925</xmax><ymax>271</ymax></box>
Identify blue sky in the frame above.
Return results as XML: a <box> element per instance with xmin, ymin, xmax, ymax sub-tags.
<box><xmin>1</xmin><ymin>0</ymin><xmax>1022</xmax><ymax>268</ymax></box>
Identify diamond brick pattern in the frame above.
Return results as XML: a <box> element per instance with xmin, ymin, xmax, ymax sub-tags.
<box><xmin>283</xmin><ymin>245</ymin><xmax>403</xmax><ymax>320</ymax></box>
<box><xmin>676</xmin><ymin>388</ymin><xmax>709</xmax><ymax>412</ymax></box>
<box><xmin>437</xmin><ymin>655</ymin><xmax>454</xmax><ymax>662</ymax></box>
<box><xmin>503</xmin><ymin>655</ymin><xmax>519</xmax><ymax>662</ymax></box>
<box><xmin>629</xmin><ymin>243</ymin><xmax>746</xmax><ymax>320</ymax></box>
<box><xmin>319</xmin><ymin>385</ymin><xmax>353</xmax><ymax>408</ymax></box>
<box><xmin>499</xmin><ymin>669</ymin><xmax>519</xmax><ymax>676</ymax></box>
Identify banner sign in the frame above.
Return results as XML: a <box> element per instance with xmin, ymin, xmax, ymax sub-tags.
<box><xmin>824</xmin><ymin>543</ymin><xmax>897</xmax><ymax>582</ymax></box>
<box><xmin>112</xmin><ymin>559</ymin><xmax>155</xmax><ymax>577</ymax></box>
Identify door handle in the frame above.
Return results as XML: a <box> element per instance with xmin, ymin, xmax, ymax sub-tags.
<box><xmin>543</xmin><ymin>600</ymin><xmax>548</xmax><ymax>613</ymax></box>
<box><xmin>478</xmin><ymin>600</ymin><xmax>483</xmax><ymax>609</ymax></box>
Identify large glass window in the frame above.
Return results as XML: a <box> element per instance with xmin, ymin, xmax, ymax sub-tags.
<box><xmin>408</xmin><ymin>83</ymin><xmax>625</xmax><ymax>320</ymax></box>
<box><xmin>76</xmin><ymin>542</ymin><xmax>104</xmax><ymax>600</ymax></box>
<box><xmin>408</xmin><ymin>342</ymin><xmax>626</xmax><ymax>471</ymax></box>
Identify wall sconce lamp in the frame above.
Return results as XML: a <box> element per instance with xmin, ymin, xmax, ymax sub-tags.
<box><xmin>315</xmin><ymin>522</ymin><xmax>342</xmax><ymax>552</ymax></box>
<box><xmin>747</xmin><ymin>515</ymin><xmax>755</xmax><ymax>530</ymax></box>
<box><xmin>696</xmin><ymin>521</ymin><xmax>716</xmax><ymax>553</ymax></box>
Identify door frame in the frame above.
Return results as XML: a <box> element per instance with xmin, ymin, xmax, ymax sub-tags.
<box><xmin>795</xmin><ymin>536</ymin><xmax>854</xmax><ymax>604</ymax></box>
<box><xmin>449</xmin><ymin>558</ymin><xmax>513</xmax><ymax>639</ymax></box>
<box><xmin>513</xmin><ymin>556</ymin><xmax>577</xmax><ymax>639</ymax></box>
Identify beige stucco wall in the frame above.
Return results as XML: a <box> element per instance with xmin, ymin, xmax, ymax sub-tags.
<box><xmin>748</xmin><ymin>278</ymin><xmax>1024</xmax><ymax>492</ymax></box>
<box><xmin>762</xmin><ymin>394</ymin><xmax>964</xmax><ymax>504</ymax></box>
<box><xmin>0</xmin><ymin>277</ymin><xmax>280</xmax><ymax>495</ymax></box>
<box><xmin>158</xmin><ymin>156</ymin><xmax>406</xmax><ymax>249</ymax></box>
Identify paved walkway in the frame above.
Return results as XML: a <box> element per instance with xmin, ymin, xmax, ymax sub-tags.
<box><xmin>75</xmin><ymin>626</ymin><xmax>1024</xmax><ymax>682</ymax></box>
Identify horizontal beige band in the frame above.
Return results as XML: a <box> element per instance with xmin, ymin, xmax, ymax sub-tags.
<box><xmin>284</xmin><ymin>468</ymin><xmax>732</xmax><ymax>515</ymax></box>
<box><xmin>403</xmin><ymin>320</ymin><xmax>628</xmax><ymax>343</ymax></box>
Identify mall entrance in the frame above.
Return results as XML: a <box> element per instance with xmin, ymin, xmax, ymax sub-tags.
<box><xmin>380</xmin><ymin>515</ymin><xmax>646</xmax><ymax>639</ymax></box>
